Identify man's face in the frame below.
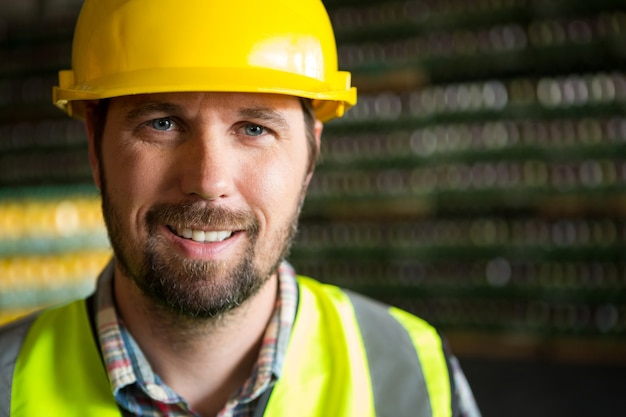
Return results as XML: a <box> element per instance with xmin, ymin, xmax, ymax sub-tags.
<box><xmin>89</xmin><ymin>92</ymin><xmax>320</xmax><ymax>318</ymax></box>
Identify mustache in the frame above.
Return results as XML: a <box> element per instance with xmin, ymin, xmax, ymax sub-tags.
<box><xmin>145</xmin><ymin>202</ymin><xmax>259</xmax><ymax>233</ymax></box>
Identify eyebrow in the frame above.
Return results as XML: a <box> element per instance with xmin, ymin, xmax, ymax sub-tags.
<box><xmin>124</xmin><ymin>101</ymin><xmax>184</xmax><ymax>123</ymax></box>
<box><xmin>238</xmin><ymin>107</ymin><xmax>290</xmax><ymax>130</ymax></box>
<box><xmin>123</xmin><ymin>100</ymin><xmax>291</xmax><ymax>130</ymax></box>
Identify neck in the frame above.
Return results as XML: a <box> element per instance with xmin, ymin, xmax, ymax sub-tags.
<box><xmin>113</xmin><ymin>265</ymin><xmax>279</xmax><ymax>416</ymax></box>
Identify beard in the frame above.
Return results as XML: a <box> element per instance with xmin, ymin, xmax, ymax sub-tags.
<box><xmin>101</xmin><ymin>188</ymin><xmax>301</xmax><ymax>320</ymax></box>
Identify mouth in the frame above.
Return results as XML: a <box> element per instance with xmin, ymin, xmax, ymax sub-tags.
<box><xmin>169</xmin><ymin>226</ymin><xmax>235</xmax><ymax>243</ymax></box>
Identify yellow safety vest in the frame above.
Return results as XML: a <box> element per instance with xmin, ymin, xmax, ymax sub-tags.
<box><xmin>0</xmin><ymin>277</ymin><xmax>455</xmax><ymax>417</ymax></box>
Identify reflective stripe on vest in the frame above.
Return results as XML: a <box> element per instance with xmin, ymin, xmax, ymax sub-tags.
<box><xmin>0</xmin><ymin>277</ymin><xmax>453</xmax><ymax>416</ymax></box>
<box><xmin>0</xmin><ymin>313</ymin><xmax>40</xmax><ymax>417</ymax></box>
<box><xmin>348</xmin><ymin>290</ymin><xmax>444</xmax><ymax>417</ymax></box>
<box><xmin>265</xmin><ymin>277</ymin><xmax>452</xmax><ymax>417</ymax></box>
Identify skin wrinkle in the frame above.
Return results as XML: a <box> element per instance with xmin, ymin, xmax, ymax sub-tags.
<box><xmin>89</xmin><ymin>92</ymin><xmax>316</xmax><ymax>337</ymax></box>
<box><xmin>125</xmin><ymin>101</ymin><xmax>291</xmax><ymax>134</ymax></box>
<box><xmin>124</xmin><ymin>101</ymin><xmax>185</xmax><ymax>126</ymax></box>
<box><xmin>90</xmin><ymin>97</ymin><xmax>319</xmax><ymax>175</ymax></box>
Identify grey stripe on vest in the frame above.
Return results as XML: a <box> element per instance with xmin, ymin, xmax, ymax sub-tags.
<box><xmin>443</xmin><ymin>340</ymin><xmax>459</xmax><ymax>417</ymax></box>
<box><xmin>346</xmin><ymin>291</ymin><xmax>432</xmax><ymax>417</ymax></box>
<box><xmin>0</xmin><ymin>312</ymin><xmax>41</xmax><ymax>417</ymax></box>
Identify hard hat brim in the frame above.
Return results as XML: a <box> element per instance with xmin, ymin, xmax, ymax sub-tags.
<box><xmin>53</xmin><ymin>67</ymin><xmax>356</xmax><ymax>123</ymax></box>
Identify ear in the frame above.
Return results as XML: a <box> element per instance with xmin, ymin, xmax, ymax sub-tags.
<box><xmin>304</xmin><ymin>119</ymin><xmax>323</xmax><ymax>186</ymax></box>
<box><xmin>314</xmin><ymin>118</ymin><xmax>323</xmax><ymax>151</ymax></box>
<box><xmin>83</xmin><ymin>103</ymin><xmax>102</xmax><ymax>191</ymax></box>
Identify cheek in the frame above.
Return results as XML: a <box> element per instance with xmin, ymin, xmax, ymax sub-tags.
<box><xmin>244</xmin><ymin>151</ymin><xmax>308</xmax><ymax>224</ymax></box>
<box><xmin>101</xmin><ymin>143</ymin><xmax>167</xmax><ymax>226</ymax></box>
<box><xmin>104</xmin><ymin>141</ymin><xmax>158</xmax><ymax>188</ymax></box>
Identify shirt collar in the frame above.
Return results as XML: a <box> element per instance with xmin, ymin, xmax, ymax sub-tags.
<box><xmin>94</xmin><ymin>259</ymin><xmax>298</xmax><ymax>409</ymax></box>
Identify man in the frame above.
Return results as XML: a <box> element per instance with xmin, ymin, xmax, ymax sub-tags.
<box><xmin>0</xmin><ymin>0</ymin><xmax>481</xmax><ymax>416</ymax></box>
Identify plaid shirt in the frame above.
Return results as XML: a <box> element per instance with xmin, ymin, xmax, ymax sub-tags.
<box><xmin>94</xmin><ymin>260</ymin><xmax>481</xmax><ymax>417</ymax></box>
<box><xmin>94</xmin><ymin>260</ymin><xmax>297</xmax><ymax>417</ymax></box>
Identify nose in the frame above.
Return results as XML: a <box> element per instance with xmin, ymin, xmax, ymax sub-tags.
<box><xmin>177</xmin><ymin>132</ymin><xmax>235</xmax><ymax>201</ymax></box>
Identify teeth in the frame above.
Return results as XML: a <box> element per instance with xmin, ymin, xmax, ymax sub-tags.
<box><xmin>178</xmin><ymin>228</ymin><xmax>232</xmax><ymax>243</ymax></box>
<box><xmin>191</xmin><ymin>230</ymin><xmax>205</xmax><ymax>242</ymax></box>
<box><xmin>216</xmin><ymin>231</ymin><xmax>231</xmax><ymax>241</ymax></box>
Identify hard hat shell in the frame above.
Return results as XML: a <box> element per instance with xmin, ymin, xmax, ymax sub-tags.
<box><xmin>53</xmin><ymin>0</ymin><xmax>357</xmax><ymax>122</ymax></box>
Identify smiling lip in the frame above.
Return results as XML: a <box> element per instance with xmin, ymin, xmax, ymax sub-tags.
<box><xmin>170</xmin><ymin>226</ymin><xmax>235</xmax><ymax>243</ymax></box>
<box><xmin>165</xmin><ymin>225</ymin><xmax>243</xmax><ymax>260</ymax></box>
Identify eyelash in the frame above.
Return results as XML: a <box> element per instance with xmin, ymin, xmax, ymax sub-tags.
<box><xmin>242</xmin><ymin>123</ymin><xmax>269</xmax><ymax>137</ymax></box>
<box><xmin>150</xmin><ymin>117</ymin><xmax>177</xmax><ymax>131</ymax></box>
<box><xmin>138</xmin><ymin>117</ymin><xmax>180</xmax><ymax>134</ymax></box>
<box><xmin>140</xmin><ymin>118</ymin><xmax>275</xmax><ymax>140</ymax></box>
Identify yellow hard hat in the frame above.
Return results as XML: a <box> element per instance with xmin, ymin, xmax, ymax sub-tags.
<box><xmin>53</xmin><ymin>0</ymin><xmax>357</xmax><ymax>122</ymax></box>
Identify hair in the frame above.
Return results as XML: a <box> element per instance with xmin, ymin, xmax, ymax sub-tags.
<box><xmin>89</xmin><ymin>96</ymin><xmax>319</xmax><ymax>173</ymax></box>
<box><xmin>300</xmin><ymin>98</ymin><xmax>319</xmax><ymax>173</ymax></box>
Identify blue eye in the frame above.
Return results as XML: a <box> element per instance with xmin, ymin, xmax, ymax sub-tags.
<box><xmin>151</xmin><ymin>118</ymin><xmax>173</xmax><ymax>131</ymax></box>
<box><xmin>244</xmin><ymin>124</ymin><xmax>265</xmax><ymax>136</ymax></box>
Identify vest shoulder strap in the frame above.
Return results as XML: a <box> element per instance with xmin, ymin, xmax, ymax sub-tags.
<box><xmin>10</xmin><ymin>300</ymin><xmax>120</xmax><ymax>417</ymax></box>
<box><xmin>263</xmin><ymin>277</ymin><xmax>453</xmax><ymax>417</ymax></box>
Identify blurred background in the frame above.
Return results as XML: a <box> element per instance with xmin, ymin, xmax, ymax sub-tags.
<box><xmin>1</xmin><ymin>0</ymin><xmax>625</xmax><ymax>415</ymax></box>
